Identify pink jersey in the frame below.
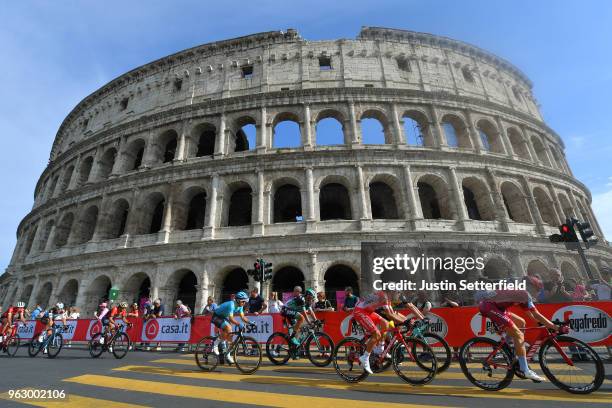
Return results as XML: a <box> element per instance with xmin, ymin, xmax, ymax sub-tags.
<box><xmin>355</xmin><ymin>292</ymin><xmax>389</xmax><ymax>313</ymax></box>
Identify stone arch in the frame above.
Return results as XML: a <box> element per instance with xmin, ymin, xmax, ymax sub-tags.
<box><xmin>59</xmin><ymin>165</ymin><xmax>75</xmax><ymax>193</ymax></box>
<box><xmin>220</xmin><ymin>267</ymin><xmax>249</xmax><ymax>302</ymax></box>
<box><xmin>462</xmin><ymin>177</ymin><xmax>496</xmax><ymax>221</ymax></box>
<box><xmin>225</xmin><ymin>182</ymin><xmax>252</xmax><ymax>227</ymax></box>
<box><xmin>315</xmin><ymin>109</ymin><xmax>346</xmax><ymax>145</ymax></box>
<box><xmin>122</xmin><ymin>272</ymin><xmax>151</xmax><ymax>304</ymax></box>
<box><xmin>272</xmin><ymin>266</ymin><xmax>305</xmax><ymax>296</ymax></box>
<box><xmin>190</xmin><ymin>122</ymin><xmax>216</xmax><ymax>158</ymax></box>
<box><xmin>500</xmin><ymin>181</ymin><xmax>532</xmax><ymax>223</ymax></box>
<box><xmin>166</xmin><ymin>269</ymin><xmax>198</xmax><ymax>312</ymax></box>
<box><xmin>272</xmin><ymin>112</ymin><xmax>301</xmax><ymax>148</ymax></box>
<box><xmin>324</xmin><ymin>264</ymin><xmax>359</xmax><ymax>307</ymax></box>
<box><xmin>402</xmin><ymin>110</ymin><xmax>434</xmax><ymax>147</ymax></box>
<box><xmin>416</xmin><ymin>174</ymin><xmax>454</xmax><ymax>220</ymax></box>
<box><xmin>85</xmin><ymin>274</ymin><xmax>112</xmax><ymax>314</ymax></box>
<box><xmin>482</xmin><ymin>258</ymin><xmax>512</xmax><ymax>279</ymax></box>
<box><xmin>531</xmin><ymin>136</ymin><xmax>551</xmax><ymax>167</ymax></box>
<box><xmin>54</xmin><ymin>212</ymin><xmax>74</xmax><ymax>248</ymax></box>
<box><xmin>557</xmin><ymin>193</ymin><xmax>573</xmax><ymax>220</ymax></box>
<box><xmin>273</xmin><ymin>182</ymin><xmax>303</xmax><ymax>223</ymax></box>
<box><xmin>58</xmin><ymin>279</ymin><xmax>79</xmax><ymax>307</ymax></box>
<box><xmin>74</xmin><ymin>205</ymin><xmax>99</xmax><ymax>244</ymax></box>
<box><xmin>231</xmin><ymin>116</ymin><xmax>257</xmax><ymax>153</ymax></box>
<box><xmin>137</xmin><ymin>192</ymin><xmax>166</xmax><ymax>235</ymax></box>
<box><xmin>177</xmin><ymin>187</ymin><xmax>207</xmax><ymax>231</ymax></box>
<box><xmin>368</xmin><ymin>174</ymin><xmax>401</xmax><ymax>219</ymax></box>
<box><xmin>104</xmin><ymin>198</ymin><xmax>130</xmax><ymax>239</ymax></box>
<box><xmin>23</xmin><ymin>225</ymin><xmax>38</xmax><ymax>256</ymax></box>
<box><xmin>46</xmin><ymin>175</ymin><xmax>59</xmax><ymax>199</ymax></box>
<box><xmin>38</xmin><ymin>219</ymin><xmax>55</xmax><ymax>251</ymax></box>
<box><xmin>121</xmin><ymin>138</ymin><xmax>146</xmax><ymax>172</ymax></box>
<box><xmin>319</xmin><ymin>178</ymin><xmax>352</xmax><ymax>221</ymax></box>
<box><xmin>441</xmin><ymin>114</ymin><xmax>471</xmax><ymax>148</ymax></box>
<box><xmin>97</xmin><ymin>147</ymin><xmax>117</xmax><ymax>179</ymax></box>
<box><xmin>476</xmin><ymin>119</ymin><xmax>504</xmax><ymax>153</ymax></box>
<box><xmin>360</xmin><ymin>109</ymin><xmax>392</xmax><ymax>144</ymax></box>
<box><xmin>526</xmin><ymin>259</ymin><xmax>549</xmax><ymax>280</ymax></box>
<box><xmin>78</xmin><ymin>156</ymin><xmax>94</xmax><ymax>186</ymax></box>
<box><xmin>157</xmin><ymin>129</ymin><xmax>178</xmax><ymax>164</ymax></box>
<box><xmin>533</xmin><ymin>187</ymin><xmax>557</xmax><ymax>226</ymax></box>
<box><xmin>35</xmin><ymin>282</ymin><xmax>53</xmax><ymax>308</ymax></box>
<box><xmin>507</xmin><ymin>127</ymin><xmax>531</xmax><ymax>160</ymax></box>
<box><xmin>560</xmin><ymin>261</ymin><xmax>581</xmax><ymax>280</ymax></box>
<box><xmin>20</xmin><ymin>284</ymin><xmax>33</xmax><ymax>304</ymax></box>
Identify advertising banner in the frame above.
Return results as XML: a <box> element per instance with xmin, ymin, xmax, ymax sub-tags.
<box><xmin>140</xmin><ymin>317</ymin><xmax>191</xmax><ymax>343</ymax></box>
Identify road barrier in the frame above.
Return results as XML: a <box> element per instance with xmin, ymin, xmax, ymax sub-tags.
<box><xmin>15</xmin><ymin>301</ymin><xmax>611</xmax><ymax>347</ymax></box>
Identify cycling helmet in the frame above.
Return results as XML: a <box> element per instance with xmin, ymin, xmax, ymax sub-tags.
<box><xmin>235</xmin><ymin>291</ymin><xmax>248</xmax><ymax>301</ymax></box>
<box><xmin>119</xmin><ymin>302</ymin><xmax>128</xmax><ymax>308</ymax></box>
<box><xmin>99</xmin><ymin>302</ymin><xmax>108</xmax><ymax>308</ymax></box>
<box><xmin>56</xmin><ymin>302</ymin><xmax>64</xmax><ymax>309</ymax></box>
<box><xmin>16</xmin><ymin>301</ymin><xmax>25</xmax><ymax>308</ymax></box>
<box><xmin>305</xmin><ymin>288</ymin><xmax>316</xmax><ymax>298</ymax></box>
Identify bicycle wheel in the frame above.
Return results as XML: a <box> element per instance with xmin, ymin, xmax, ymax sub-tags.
<box><xmin>332</xmin><ymin>337</ymin><xmax>368</xmax><ymax>383</ymax></box>
<box><xmin>459</xmin><ymin>337</ymin><xmax>514</xmax><ymax>391</ymax></box>
<box><xmin>89</xmin><ymin>333</ymin><xmax>105</xmax><ymax>358</ymax></box>
<box><xmin>6</xmin><ymin>334</ymin><xmax>20</xmax><ymax>357</ymax></box>
<box><xmin>28</xmin><ymin>336</ymin><xmax>41</xmax><ymax>357</ymax></box>
<box><xmin>306</xmin><ymin>332</ymin><xmax>334</xmax><ymax>367</ymax></box>
<box><xmin>393</xmin><ymin>337</ymin><xmax>437</xmax><ymax>385</ymax></box>
<box><xmin>539</xmin><ymin>335</ymin><xmax>604</xmax><ymax>394</ymax></box>
<box><xmin>233</xmin><ymin>336</ymin><xmax>262</xmax><ymax>374</ymax></box>
<box><xmin>195</xmin><ymin>336</ymin><xmax>219</xmax><ymax>371</ymax></box>
<box><xmin>112</xmin><ymin>333</ymin><xmax>130</xmax><ymax>359</ymax></box>
<box><xmin>422</xmin><ymin>332</ymin><xmax>452</xmax><ymax>373</ymax></box>
<box><xmin>47</xmin><ymin>334</ymin><xmax>63</xmax><ymax>358</ymax></box>
<box><xmin>265</xmin><ymin>332</ymin><xmax>291</xmax><ymax>365</ymax></box>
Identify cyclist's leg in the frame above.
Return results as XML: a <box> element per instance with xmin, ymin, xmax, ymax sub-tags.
<box><xmin>293</xmin><ymin>313</ymin><xmax>305</xmax><ymax>336</ymax></box>
<box><xmin>355</xmin><ymin>311</ymin><xmax>381</xmax><ymax>353</ymax></box>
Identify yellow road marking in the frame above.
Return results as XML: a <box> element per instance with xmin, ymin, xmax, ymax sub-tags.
<box><xmin>64</xmin><ymin>374</ymin><xmax>450</xmax><ymax>408</ymax></box>
<box><xmin>111</xmin><ymin>364</ymin><xmax>612</xmax><ymax>404</ymax></box>
<box><xmin>0</xmin><ymin>391</ymin><xmax>149</xmax><ymax>408</ymax></box>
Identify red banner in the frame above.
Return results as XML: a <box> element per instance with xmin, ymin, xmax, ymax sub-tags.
<box><xmin>15</xmin><ymin>302</ymin><xmax>611</xmax><ymax>347</ymax></box>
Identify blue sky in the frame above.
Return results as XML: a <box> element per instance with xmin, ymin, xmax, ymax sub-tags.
<box><xmin>1</xmin><ymin>1</ymin><xmax>611</xmax><ymax>273</ymax></box>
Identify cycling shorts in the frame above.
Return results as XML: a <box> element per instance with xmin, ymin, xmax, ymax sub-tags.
<box><xmin>479</xmin><ymin>301</ymin><xmax>513</xmax><ymax>330</ymax></box>
<box><xmin>353</xmin><ymin>308</ymin><xmax>384</xmax><ymax>335</ymax></box>
<box><xmin>101</xmin><ymin>317</ymin><xmax>110</xmax><ymax>326</ymax></box>
<box><xmin>40</xmin><ymin>316</ymin><xmax>50</xmax><ymax>325</ymax></box>
<box><xmin>280</xmin><ymin>307</ymin><xmax>300</xmax><ymax>324</ymax></box>
<box><xmin>212</xmin><ymin>314</ymin><xmax>230</xmax><ymax>329</ymax></box>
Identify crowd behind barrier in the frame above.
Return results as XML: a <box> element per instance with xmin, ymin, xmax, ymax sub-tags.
<box><xmin>11</xmin><ymin>301</ymin><xmax>611</xmax><ymax>348</ymax></box>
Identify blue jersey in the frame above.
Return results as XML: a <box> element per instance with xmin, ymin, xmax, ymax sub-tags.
<box><xmin>213</xmin><ymin>300</ymin><xmax>244</xmax><ymax>319</ymax></box>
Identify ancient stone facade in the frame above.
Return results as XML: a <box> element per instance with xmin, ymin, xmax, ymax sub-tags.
<box><xmin>2</xmin><ymin>27</ymin><xmax>610</xmax><ymax>315</ymax></box>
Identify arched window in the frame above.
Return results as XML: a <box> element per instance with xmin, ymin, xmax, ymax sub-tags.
<box><xmin>59</xmin><ymin>166</ymin><xmax>74</xmax><ymax>193</ymax></box>
<box><xmin>403</xmin><ymin>117</ymin><xmax>424</xmax><ymax>146</ymax></box>
<box><xmin>462</xmin><ymin>177</ymin><xmax>495</xmax><ymax>221</ymax></box>
<box><xmin>316</xmin><ymin>114</ymin><xmax>345</xmax><ymax>146</ymax></box>
<box><xmin>97</xmin><ymin>148</ymin><xmax>117</xmax><ymax>179</ymax></box>
<box><xmin>477</xmin><ymin>120</ymin><xmax>503</xmax><ymax>153</ymax></box>
<box><xmin>369</xmin><ymin>182</ymin><xmax>399</xmax><ymax>219</ymax></box>
<box><xmin>507</xmin><ymin>128</ymin><xmax>530</xmax><ymax>160</ymax></box>
<box><xmin>441</xmin><ymin>116</ymin><xmax>471</xmax><ymax>148</ymax></box>
<box><xmin>185</xmin><ymin>192</ymin><xmax>207</xmax><ymax>230</ymax></box>
<box><xmin>227</xmin><ymin>187</ymin><xmax>252</xmax><ymax>226</ymax></box>
<box><xmin>360</xmin><ymin>111</ymin><xmax>390</xmax><ymax>144</ymax></box>
<box><xmin>417</xmin><ymin>175</ymin><xmax>454</xmax><ymax>220</ymax></box>
<box><xmin>38</xmin><ymin>220</ymin><xmax>55</xmax><ymax>251</ymax></box>
<box><xmin>558</xmin><ymin>194</ymin><xmax>573</xmax><ymax>220</ymax></box>
<box><xmin>274</xmin><ymin>184</ymin><xmax>302</xmax><ymax>222</ymax></box>
<box><xmin>319</xmin><ymin>183</ymin><xmax>352</xmax><ymax>220</ymax></box>
<box><xmin>78</xmin><ymin>156</ymin><xmax>94</xmax><ymax>186</ymax></box>
<box><xmin>324</xmin><ymin>265</ymin><xmax>359</xmax><ymax>308</ymax></box>
<box><xmin>533</xmin><ymin>187</ymin><xmax>557</xmax><ymax>226</ymax></box>
<box><xmin>272</xmin><ymin>266</ymin><xmax>305</xmax><ymax>296</ymax></box>
<box><xmin>273</xmin><ymin>114</ymin><xmax>301</xmax><ymax>148</ymax></box>
<box><xmin>233</xmin><ymin>117</ymin><xmax>256</xmax><ymax>152</ymax></box>
<box><xmin>53</xmin><ymin>213</ymin><xmax>74</xmax><ymax>248</ymax></box>
<box><xmin>531</xmin><ymin>137</ymin><xmax>551</xmax><ymax>167</ymax></box>
<box><xmin>463</xmin><ymin>186</ymin><xmax>481</xmax><ymax>220</ymax></box>
<box><xmin>221</xmin><ymin>268</ymin><xmax>248</xmax><ymax>301</ymax></box>
<box><xmin>35</xmin><ymin>282</ymin><xmax>53</xmax><ymax>308</ymax></box>
<box><xmin>168</xmin><ymin>269</ymin><xmax>198</xmax><ymax>312</ymax></box>
<box><xmin>58</xmin><ymin>279</ymin><xmax>79</xmax><ymax>308</ymax></box>
<box><xmin>163</xmin><ymin>138</ymin><xmax>177</xmax><ymax>163</ymax></box>
<box><xmin>106</xmin><ymin>199</ymin><xmax>130</xmax><ymax>238</ymax></box>
<box><xmin>194</xmin><ymin>124</ymin><xmax>216</xmax><ymax>157</ymax></box>
<box><xmin>462</xmin><ymin>66</ymin><xmax>475</xmax><ymax>83</ymax></box>
<box><xmin>500</xmin><ymin>182</ymin><xmax>531</xmax><ymax>223</ymax></box>
<box><xmin>149</xmin><ymin>199</ymin><xmax>165</xmax><ymax>233</ymax></box>
<box><xmin>122</xmin><ymin>139</ymin><xmax>145</xmax><ymax>172</ymax></box>
<box><xmin>76</xmin><ymin>206</ymin><xmax>99</xmax><ymax>244</ymax></box>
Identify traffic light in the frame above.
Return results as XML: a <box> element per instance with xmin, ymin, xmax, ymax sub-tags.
<box><xmin>559</xmin><ymin>222</ymin><xmax>578</xmax><ymax>243</ymax></box>
<box><xmin>247</xmin><ymin>261</ymin><xmax>262</xmax><ymax>282</ymax></box>
<box><xmin>575</xmin><ymin>220</ymin><xmax>598</xmax><ymax>248</ymax></box>
<box><xmin>263</xmin><ymin>261</ymin><xmax>273</xmax><ymax>281</ymax></box>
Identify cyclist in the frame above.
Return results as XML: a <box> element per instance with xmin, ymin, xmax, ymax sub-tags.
<box><xmin>373</xmin><ymin>299</ymin><xmax>426</xmax><ymax>357</ymax></box>
<box><xmin>211</xmin><ymin>291</ymin><xmax>253</xmax><ymax>364</ymax></box>
<box><xmin>94</xmin><ymin>302</ymin><xmax>110</xmax><ymax>339</ymax></box>
<box><xmin>39</xmin><ymin>303</ymin><xmax>67</xmax><ymax>354</ymax></box>
<box><xmin>1</xmin><ymin>302</ymin><xmax>27</xmax><ymax>343</ymax></box>
<box><xmin>476</xmin><ymin>289</ymin><xmax>558</xmax><ymax>382</ymax></box>
<box><xmin>281</xmin><ymin>287</ymin><xmax>318</xmax><ymax>346</ymax></box>
<box><xmin>108</xmin><ymin>302</ymin><xmax>130</xmax><ymax>334</ymax></box>
<box><xmin>352</xmin><ymin>290</ymin><xmax>420</xmax><ymax>374</ymax></box>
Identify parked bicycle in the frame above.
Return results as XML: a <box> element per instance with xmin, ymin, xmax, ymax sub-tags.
<box><xmin>332</xmin><ymin>319</ymin><xmax>438</xmax><ymax>385</ymax></box>
<box><xmin>28</xmin><ymin>325</ymin><xmax>68</xmax><ymax>359</ymax></box>
<box><xmin>89</xmin><ymin>322</ymin><xmax>132</xmax><ymax>359</ymax></box>
<box><xmin>459</xmin><ymin>318</ymin><xmax>604</xmax><ymax>394</ymax></box>
<box><xmin>266</xmin><ymin>318</ymin><xmax>334</xmax><ymax>367</ymax></box>
<box><xmin>195</xmin><ymin>324</ymin><xmax>262</xmax><ymax>374</ymax></box>
<box><xmin>0</xmin><ymin>322</ymin><xmax>23</xmax><ymax>357</ymax></box>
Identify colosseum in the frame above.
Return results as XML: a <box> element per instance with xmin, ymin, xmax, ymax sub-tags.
<box><xmin>1</xmin><ymin>27</ymin><xmax>610</xmax><ymax>315</ymax></box>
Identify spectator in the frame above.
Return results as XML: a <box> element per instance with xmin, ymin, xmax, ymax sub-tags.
<box><xmin>30</xmin><ymin>304</ymin><xmax>43</xmax><ymax>320</ymax></box>
<box><xmin>267</xmin><ymin>292</ymin><xmax>283</xmax><ymax>313</ymax></box>
<box><xmin>139</xmin><ymin>294</ymin><xmax>150</xmax><ymax>315</ymax></box>
<box><xmin>144</xmin><ymin>298</ymin><xmax>164</xmax><ymax>351</ymax></box>
<box><xmin>342</xmin><ymin>286</ymin><xmax>359</xmax><ymax>312</ymax></box>
<box><xmin>439</xmin><ymin>291</ymin><xmax>460</xmax><ymax>308</ymax></box>
<box><xmin>201</xmin><ymin>296</ymin><xmax>217</xmax><ymax>315</ymax></box>
<box><xmin>525</xmin><ymin>274</ymin><xmax>543</xmax><ymax>299</ymax></box>
<box><xmin>314</xmin><ymin>292</ymin><xmax>334</xmax><ymax>311</ymax></box>
<box><xmin>127</xmin><ymin>303</ymin><xmax>139</xmax><ymax>319</ymax></box>
<box><xmin>542</xmin><ymin>279</ymin><xmax>571</xmax><ymax>303</ymax></box>
<box><xmin>412</xmin><ymin>291</ymin><xmax>432</xmax><ymax>313</ymax></box>
<box><xmin>248</xmin><ymin>288</ymin><xmax>267</xmax><ymax>315</ymax></box>
<box><xmin>174</xmin><ymin>300</ymin><xmax>191</xmax><ymax>352</ymax></box>
<box><xmin>590</xmin><ymin>279</ymin><xmax>611</xmax><ymax>300</ymax></box>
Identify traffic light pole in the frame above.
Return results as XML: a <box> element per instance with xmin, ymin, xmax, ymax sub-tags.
<box><xmin>576</xmin><ymin>244</ymin><xmax>594</xmax><ymax>281</ymax></box>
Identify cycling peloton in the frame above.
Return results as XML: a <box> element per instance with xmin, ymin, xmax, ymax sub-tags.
<box><xmin>1</xmin><ymin>302</ymin><xmax>27</xmax><ymax>343</ymax></box>
<box><xmin>211</xmin><ymin>291</ymin><xmax>254</xmax><ymax>364</ymax></box>
<box><xmin>39</xmin><ymin>303</ymin><xmax>67</xmax><ymax>353</ymax></box>
<box><xmin>475</xmin><ymin>288</ymin><xmax>559</xmax><ymax>382</ymax></box>
<box><xmin>281</xmin><ymin>286</ymin><xmax>318</xmax><ymax>346</ymax></box>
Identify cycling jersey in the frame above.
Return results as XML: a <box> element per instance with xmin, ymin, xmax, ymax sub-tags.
<box><xmin>284</xmin><ymin>295</ymin><xmax>308</xmax><ymax>312</ymax></box>
<box><xmin>110</xmin><ymin>307</ymin><xmax>127</xmax><ymax>319</ymax></box>
<box><xmin>355</xmin><ymin>291</ymin><xmax>390</xmax><ymax>313</ymax></box>
<box><xmin>1</xmin><ymin>307</ymin><xmax>24</xmax><ymax>319</ymax></box>
<box><xmin>213</xmin><ymin>300</ymin><xmax>244</xmax><ymax>319</ymax></box>
<box><xmin>477</xmin><ymin>290</ymin><xmax>536</xmax><ymax>330</ymax></box>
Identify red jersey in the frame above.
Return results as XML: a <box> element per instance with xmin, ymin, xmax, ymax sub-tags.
<box><xmin>355</xmin><ymin>291</ymin><xmax>390</xmax><ymax>313</ymax></box>
<box><xmin>2</xmin><ymin>307</ymin><xmax>24</xmax><ymax>319</ymax></box>
<box><xmin>110</xmin><ymin>307</ymin><xmax>127</xmax><ymax>319</ymax></box>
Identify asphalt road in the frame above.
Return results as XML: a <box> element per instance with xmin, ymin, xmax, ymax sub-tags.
<box><xmin>0</xmin><ymin>345</ymin><xmax>610</xmax><ymax>408</ymax></box>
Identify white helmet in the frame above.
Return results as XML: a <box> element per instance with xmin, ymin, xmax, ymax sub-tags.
<box><xmin>16</xmin><ymin>301</ymin><xmax>25</xmax><ymax>308</ymax></box>
<box><xmin>56</xmin><ymin>302</ymin><xmax>64</xmax><ymax>309</ymax></box>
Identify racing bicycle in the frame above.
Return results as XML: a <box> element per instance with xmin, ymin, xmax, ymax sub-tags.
<box><xmin>28</xmin><ymin>324</ymin><xmax>67</xmax><ymax>359</ymax></box>
<box><xmin>459</xmin><ymin>318</ymin><xmax>605</xmax><ymax>394</ymax></box>
<box><xmin>195</xmin><ymin>324</ymin><xmax>262</xmax><ymax>374</ymax></box>
<box><xmin>0</xmin><ymin>322</ymin><xmax>23</xmax><ymax>357</ymax></box>
<box><xmin>332</xmin><ymin>319</ymin><xmax>438</xmax><ymax>385</ymax></box>
<box><xmin>89</xmin><ymin>322</ymin><xmax>132</xmax><ymax>359</ymax></box>
<box><xmin>266</xmin><ymin>318</ymin><xmax>334</xmax><ymax>367</ymax></box>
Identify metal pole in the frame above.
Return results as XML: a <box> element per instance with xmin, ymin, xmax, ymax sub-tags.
<box><xmin>576</xmin><ymin>244</ymin><xmax>594</xmax><ymax>280</ymax></box>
